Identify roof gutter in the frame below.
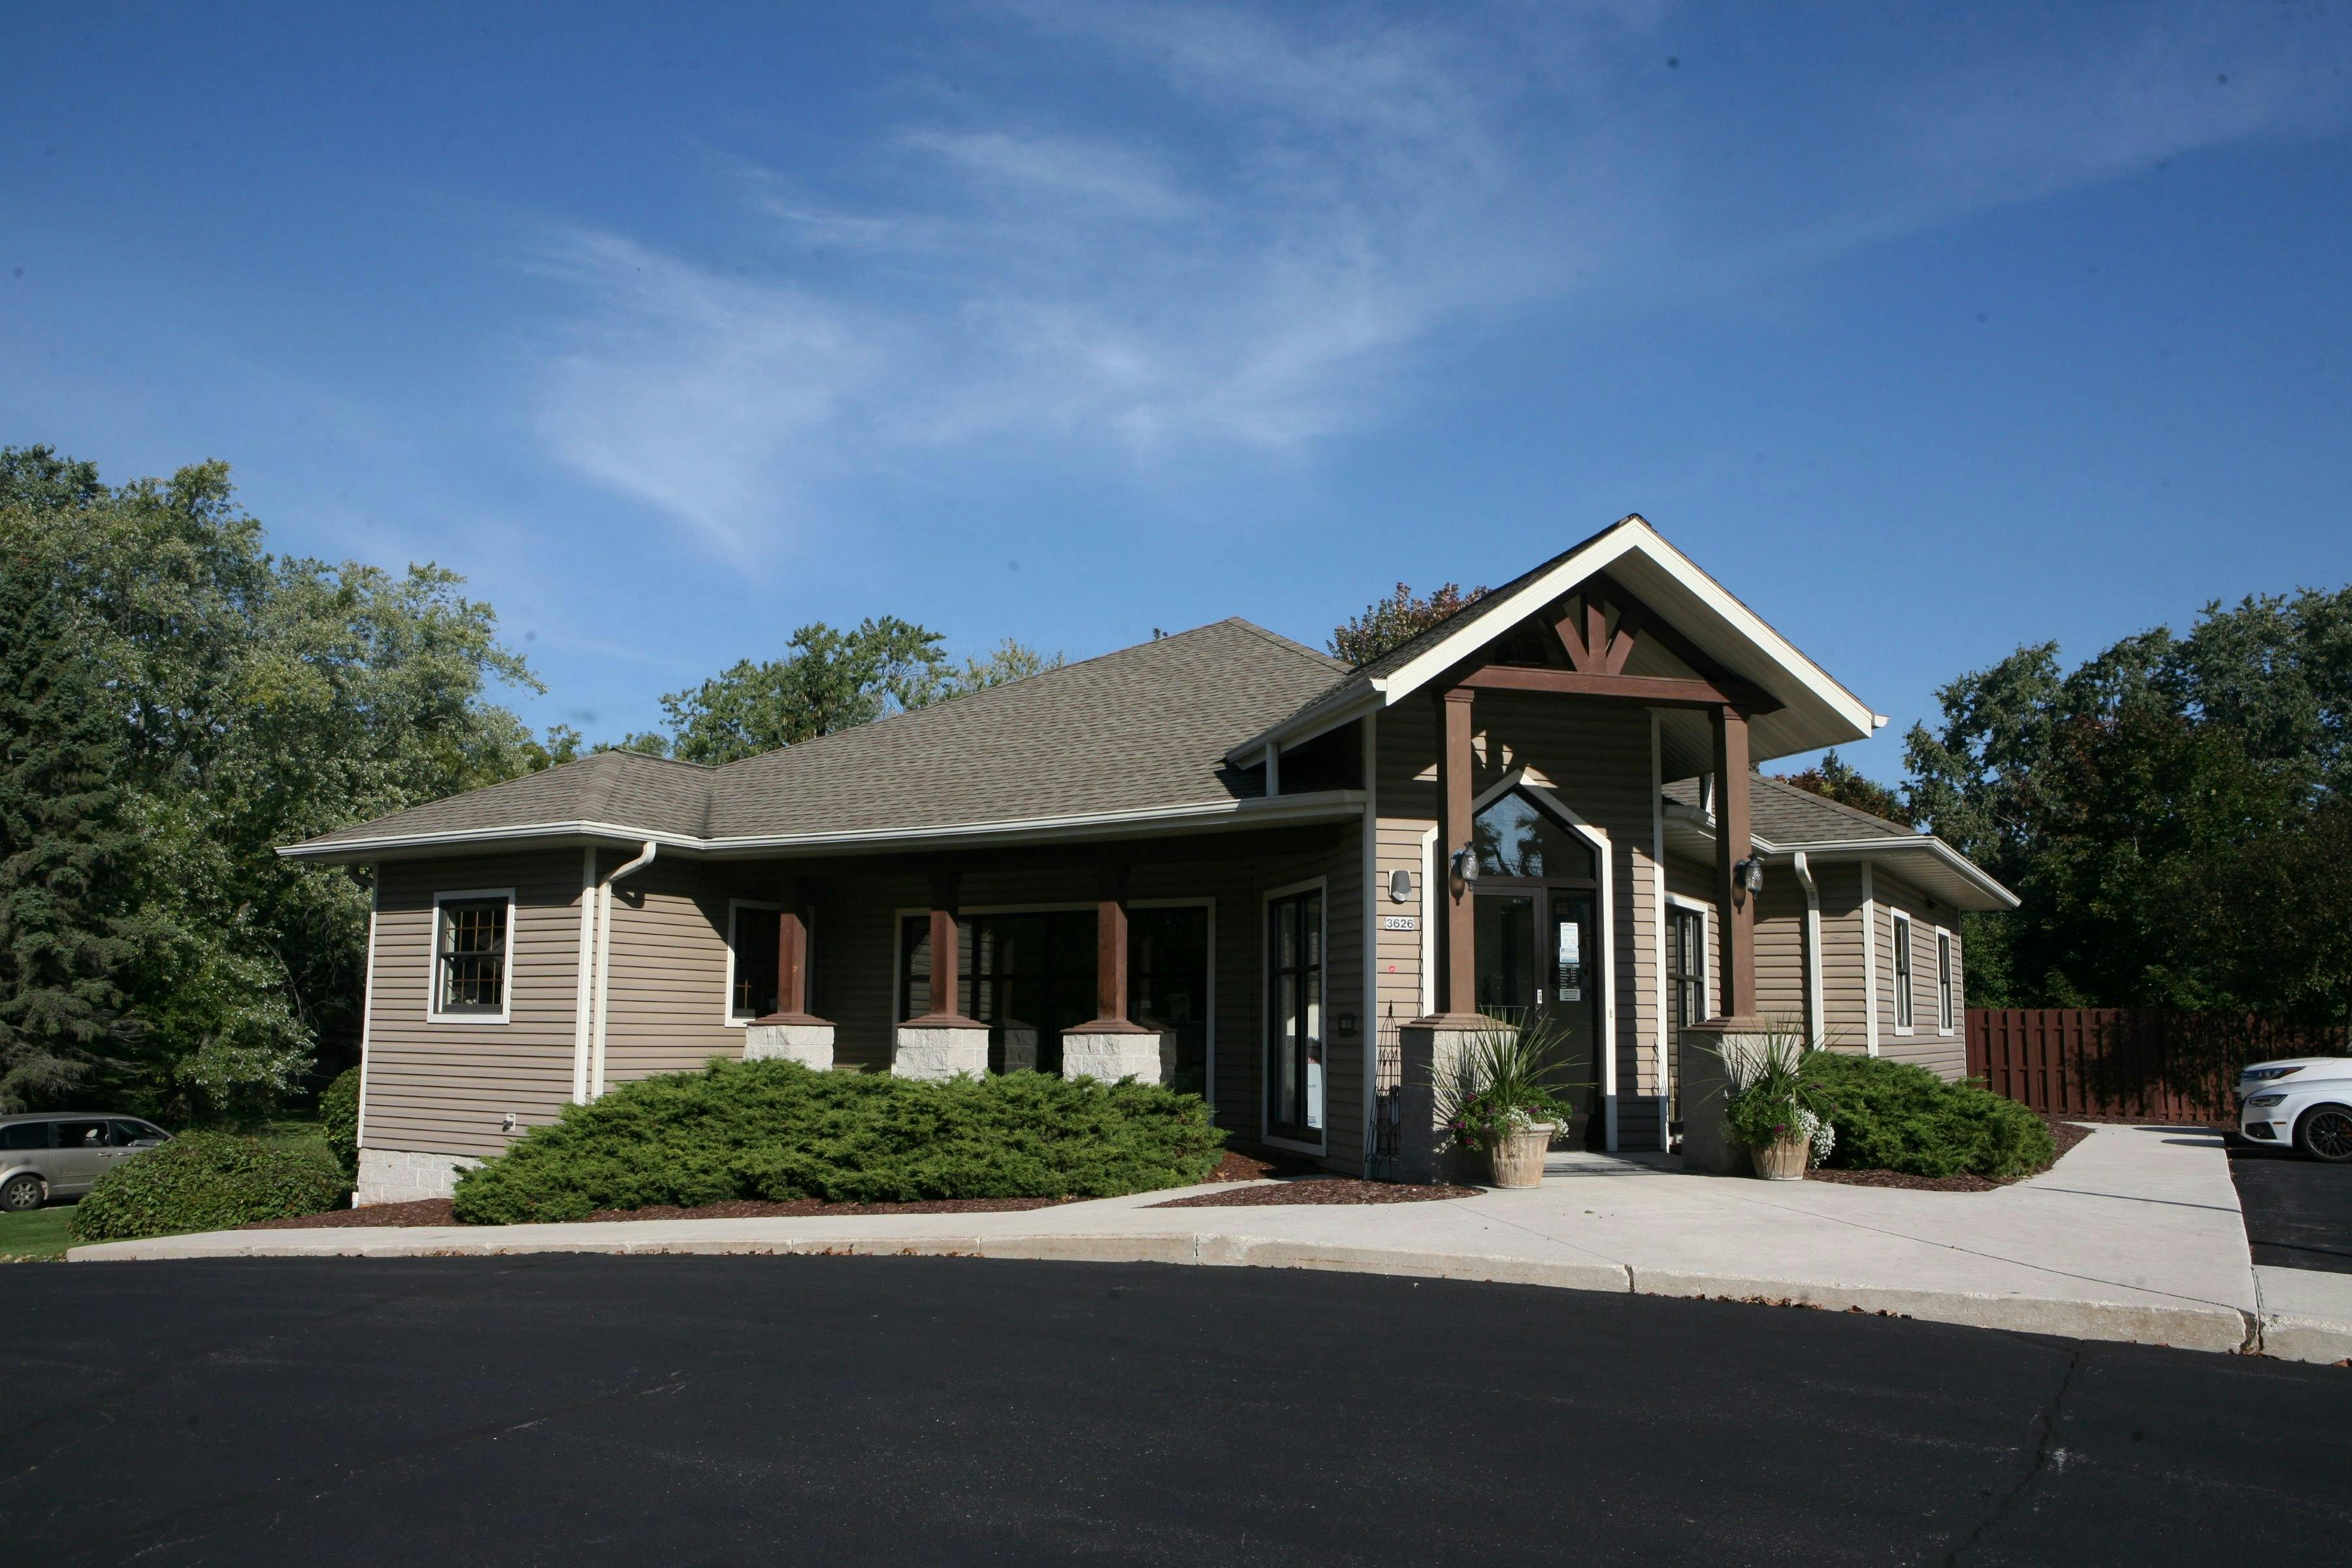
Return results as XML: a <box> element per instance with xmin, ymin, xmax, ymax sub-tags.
<box><xmin>1660</xmin><ymin>800</ymin><xmax>2018</xmax><ymax>910</ymax></box>
<box><xmin>589</xmin><ymin>841</ymin><xmax>656</xmax><ymax>1100</ymax></box>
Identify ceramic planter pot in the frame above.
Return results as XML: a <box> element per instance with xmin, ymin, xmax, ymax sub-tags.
<box><xmin>1486</xmin><ymin>1123</ymin><xmax>1558</xmax><ymax>1188</ymax></box>
<box><xmin>1749</xmin><ymin>1134</ymin><xmax>1810</xmax><ymax>1181</ymax></box>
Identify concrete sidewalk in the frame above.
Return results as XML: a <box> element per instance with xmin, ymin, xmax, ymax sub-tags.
<box><xmin>69</xmin><ymin>1125</ymin><xmax>2352</xmax><ymax>1363</ymax></box>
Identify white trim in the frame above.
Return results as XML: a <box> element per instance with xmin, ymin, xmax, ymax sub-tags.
<box><xmin>1260</xmin><ymin>874</ymin><xmax>1331</xmax><ymax>1154</ymax></box>
<box><xmin>282</xmin><ymin>791</ymin><xmax>1369</xmax><ymax>863</ymax></box>
<box><xmin>1861</xmin><ymin>863</ymin><xmax>1880</xmax><ymax>1056</ymax></box>
<box><xmin>353</xmin><ymin>875</ymin><xmax>379</xmax><ymax>1187</ymax></box>
<box><xmin>1891</xmin><ymin>909</ymin><xmax>1916</xmax><ymax>1036</ymax></box>
<box><xmin>426</xmin><ymin>888</ymin><xmax>517</xmax><ymax>1024</ymax></box>
<box><xmin>1793</xmin><ymin>850</ymin><xmax>1824</xmax><ymax>1045</ymax></box>
<box><xmin>572</xmin><ymin>849</ymin><xmax>596</xmax><ymax>1103</ymax></box>
<box><xmin>1934</xmin><ymin>924</ymin><xmax>1957</xmax><ymax>1036</ymax></box>
<box><xmin>1664</xmin><ymin>894</ymin><xmax>1713</xmax><ymax>1049</ymax></box>
<box><xmin>721</xmin><ymin>898</ymin><xmax>784</xmax><ymax>1027</ymax></box>
<box><xmin>1231</xmin><ymin>517</ymin><xmax>1880</xmax><ymax>763</ymax></box>
<box><xmin>1360</xmin><ymin>713</ymin><xmax>1379</xmax><ymax>1177</ymax></box>
<box><xmin>1418</xmin><ymin>825</ymin><xmax>1439</xmax><ymax>1019</ymax></box>
<box><xmin>1651</xmin><ymin>711</ymin><xmax>1669</xmax><ymax>1150</ymax></box>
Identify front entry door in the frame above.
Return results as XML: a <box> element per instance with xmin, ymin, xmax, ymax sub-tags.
<box><xmin>1474</xmin><ymin>889</ymin><xmax>1602</xmax><ymax>1147</ymax></box>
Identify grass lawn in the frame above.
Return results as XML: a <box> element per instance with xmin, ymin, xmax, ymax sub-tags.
<box><xmin>0</xmin><ymin>1204</ymin><xmax>78</xmax><ymax>1262</ymax></box>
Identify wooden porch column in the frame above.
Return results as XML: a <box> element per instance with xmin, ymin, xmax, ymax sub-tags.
<box><xmin>759</xmin><ymin>877</ymin><xmax>825</xmax><ymax>1024</ymax></box>
<box><xmin>921</xmin><ymin>868</ymin><xmax>973</xmax><ymax>1023</ymax></box>
<box><xmin>1712</xmin><ymin>705</ymin><xmax>1759</xmax><ymax>1021</ymax></box>
<box><xmin>1085</xmin><ymin>860</ymin><xmax>1147</xmax><ymax>1030</ymax></box>
<box><xmin>1435</xmin><ymin>686</ymin><xmax>1479</xmax><ymax>1021</ymax></box>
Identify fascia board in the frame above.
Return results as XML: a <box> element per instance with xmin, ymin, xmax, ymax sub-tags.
<box><xmin>1379</xmin><ymin>520</ymin><xmax>1881</xmax><ymax>742</ymax></box>
<box><xmin>279</xmin><ymin>791</ymin><xmax>1369</xmax><ymax>864</ymax></box>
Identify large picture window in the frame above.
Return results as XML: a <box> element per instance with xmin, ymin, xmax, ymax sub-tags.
<box><xmin>433</xmin><ymin>893</ymin><xmax>511</xmax><ymax>1020</ymax></box>
<box><xmin>1265</xmin><ymin>887</ymin><xmax>1324</xmax><ymax>1143</ymax></box>
<box><xmin>729</xmin><ymin>904</ymin><xmax>781</xmax><ymax>1022</ymax></box>
<box><xmin>1891</xmin><ymin>912</ymin><xmax>1914</xmax><ymax>1031</ymax></box>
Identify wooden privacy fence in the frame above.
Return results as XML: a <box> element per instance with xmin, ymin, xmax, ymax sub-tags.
<box><xmin>1968</xmin><ymin>1009</ymin><xmax>2349</xmax><ymax>1123</ymax></box>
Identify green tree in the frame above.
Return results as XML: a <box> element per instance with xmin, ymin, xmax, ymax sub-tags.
<box><xmin>1329</xmin><ymin>582</ymin><xmax>1488</xmax><ymax>666</ymax></box>
<box><xmin>652</xmin><ymin>622</ymin><xmax>1062</xmax><ymax>766</ymax></box>
<box><xmin>1774</xmin><ymin>750</ymin><xmax>1913</xmax><ymax>826</ymax></box>
<box><xmin>1</xmin><ymin>446</ymin><xmax>542</xmax><ymax>1119</ymax></box>
<box><xmin>1902</xmin><ymin>590</ymin><xmax>2349</xmax><ymax>1017</ymax></box>
<box><xmin>0</xmin><ymin>549</ymin><xmax>141</xmax><ymax>1108</ymax></box>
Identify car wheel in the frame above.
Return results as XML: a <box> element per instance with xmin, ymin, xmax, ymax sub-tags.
<box><xmin>2295</xmin><ymin>1104</ymin><xmax>2352</xmax><ymax>1164</ymax></box>
<box><xmin>0</xmin><ymin>1173</ymin><xmax>45</xmax><ymax>1212</ymax></box>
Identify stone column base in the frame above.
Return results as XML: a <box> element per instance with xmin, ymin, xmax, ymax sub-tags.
<box><xmin>1397</xmin><ymin>1013</ymin><xmax>1506</xmax><ymax>1184</ymax></box>
<box><xmin>1676</xmin><ymin>1018</ymin><xmax>1779</xmax><ymax>1175</ymax></box>
<box><xmin>356</xmin><ymin>1147</ymin><xmax>482</xmax><ymax>1206</ymax></box>
<box><xmin>893</xmin><ymin>1017</ymin><xmax>990</xmax><ymax>1081</ymax></box>
<box><xmin>1061</xmin><ymin>1023</ymin><xmax>1170</xmax><ymax>1086</ymax></box>
<box><xmin>744</xmin><ymin>1016</ymin><xmax>835</xmax><ymax>1070</ymax></box>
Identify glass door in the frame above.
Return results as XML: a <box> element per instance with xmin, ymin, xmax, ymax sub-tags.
<box><xmin>1266</xmin><ymin>890</ymin><xmax>1324</xmax><ymax>1141</ymax></box>
<box><xmin>1537</xmin><ymin>892</ymin><xmax>1601</xmax><ymax>1147</ymax></box>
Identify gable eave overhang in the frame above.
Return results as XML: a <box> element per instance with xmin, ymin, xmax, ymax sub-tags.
<box><xmin>1659</xmin><ymin>800</ymin><xmax>2016</xmax><ymax>911</ymax></box>
<box><xmin>1236</xmin><ymin>517</ymin><xmax>1884</xmax><ymax>766</ymax></box>
<box><xmin>277</xmin><ymin>791</ymin><xmax>1369</xmax><ymax>866</ymax></box>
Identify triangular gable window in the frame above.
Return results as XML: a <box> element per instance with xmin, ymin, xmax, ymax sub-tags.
<box><xmin>1474</xmin><ymin>789</ymin><xmax>1595</xmax><ymax>882</ymax></box>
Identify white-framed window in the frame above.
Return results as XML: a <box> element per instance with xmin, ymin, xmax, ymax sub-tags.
<box><xmin>723</xmin><ymin>900</ymin><xmax>783</xmax><ymax>1025</ymax></box>
<box><xmin>1936</xmin><ymin>927</ymin><xmax>1955</xmax><ymax>1034</ymax></box>
<box><xmin>1665</xmin><ymin>896</ymin><xmax>1710</xmax><ymax>1032</ymax></box>
<box><xmin>429</xmin><ymin>889</ymin><xmax>515</xmax><ymax>1023</ymax></box>
<box><xmin>1891</xmin><ymin>911</ymin><xmax>1914</xmax><ymax>1033</ymax></box>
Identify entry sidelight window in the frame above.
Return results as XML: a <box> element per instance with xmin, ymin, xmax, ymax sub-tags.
<box><xmin>1266</xmin><ymin>888</ymin><xmax>1324</xmax><ymax>1141</ymax></box>
<box><xmin>1667</xmin><ymin>906</ymin><xmax>1707</xmax><ymax>1032</ymax></box>
<box><xmin>433</xmin><ymin>894</ymin><xmax>511</xmax><ymax>1019</ymax></box>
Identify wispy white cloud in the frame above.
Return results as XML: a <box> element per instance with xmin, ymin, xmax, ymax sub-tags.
<box><xmin>521</xmin><ymin>1</ymin><xmax>2351</xmax><ymax>564</ymax></box>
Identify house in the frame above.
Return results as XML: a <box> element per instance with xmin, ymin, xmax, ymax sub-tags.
<box><xmin>283</xmin><ymin>516</ymin><xmax>2017</xmax><ymax>1205</ymax></box>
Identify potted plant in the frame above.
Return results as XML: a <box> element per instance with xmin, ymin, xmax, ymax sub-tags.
<box><xmin>1720</xmin><ymin>1027</ymin><xmax>1837</xmax><ymax>1180</ymax></box>
<box><xmin>1429</xmin><ymin>1019</ymin><xmax>1582</xmax><ymax>1188</ymax></box>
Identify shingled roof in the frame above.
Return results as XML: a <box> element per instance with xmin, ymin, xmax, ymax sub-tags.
<box><xmin>286</xmin><ymin>619</ymin><xmax>1352</xmax><ymax>857</ymax></box>
<box><xmin>1661</xmin><ymin>775</ymin><xmax>1919</xmax><ymax>845</ymax></box>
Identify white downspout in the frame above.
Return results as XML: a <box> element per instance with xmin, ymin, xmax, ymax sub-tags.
<box><xmin>1861</xmin><ymin>862</ymin><xmax>1880</xmax><ymax>1057</ymax></box>
<box><xmin>353</xmin><ymin>873</ymin><xmax>379</xmax><ymax>1206</ymax></box>
<box><xmin>591</xmin><ymin>841</ymin><xmax>657</xmax><ymax>1100</ymax></box>
<box><xmin>572</xmin><ymin>847</ymin><xmax>598</xmax><ymax>1104</ymax></box>
<box><xmin>1793</xmin><ymin>851</ymin><xmax>1823</xmax><ymax>1047</ymax></box>
<box><xmin>1359</xmin><ymin>713</ymin><xmax>1378</xmax><ymax>1178</ymax></box>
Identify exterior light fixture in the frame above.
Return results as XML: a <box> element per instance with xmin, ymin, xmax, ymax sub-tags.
<box><xmin>1387</xmin><ymin>867</ymin><xmax>1414</xmax><ymax>903</ymax></box>
<box><xmin>1450</xmin><ymin>844</ymin><xmax>1479</xmax><ymax>893</ymax></box>
<box><xmin>1735</xmin><ymin>858</ymin><xmax>1763</xmax><ymax>896</ymax></box>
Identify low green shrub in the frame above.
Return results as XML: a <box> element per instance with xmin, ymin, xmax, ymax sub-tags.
<box><xmin>69</xmin><ymin>1132</ymin><xmax>351</xmax><ymax>1243</ymax></box>
<box><xmin>451</xmin><ymin>1058</ymin><xmax>1226</xmax><ymax>1225</ymax></box>
<box><xmin>1808</xmin><ymin>1053</ymin><xmax>2055</xmax><ymax>1179</ymax></box>
<box><xmin>319</xmin><ymin>1067</ymin><xmax>361</xmax><ymax>1181</ymax></box>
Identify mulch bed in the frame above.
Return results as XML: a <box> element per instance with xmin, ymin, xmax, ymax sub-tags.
<box><xmin>1150</xmin><ymin>1177</ymin><xmax>1480</xmax><ymax>1208</ymax></box>
<box><xmin>1803</xmin><ymin>1117</ymin><xmax>2095</xmax><ymax>1193</ymax></box>
<box><xmin>243</xmin><ymin>1146</ymin><xmax>1307</xmax><ymax>1230</ymax></box>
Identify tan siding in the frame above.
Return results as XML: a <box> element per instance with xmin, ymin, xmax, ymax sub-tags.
<box><xmin>363</xmin><ymin>850</ymin><xmax>585</xmax><ymax>1160</ymax></box>
<box><xmin>600</xmin><ymin>857</ymin><xmax>781</xmax><ymax>1086</ymax></box>
<box><xmin>1867</xmin><ymin>868</ymin><xmax>1967</xmax><ymax>1080</ymax></box>
<box><xmin>1752</xmin><ymin>875</ymin><xmax>1808</xmax><ymax>1030</ymax></box>
<box><xmin>1809</xmin><ymin>863</ymin><xmax>1872</xmax><ymax>1054</ymax></box>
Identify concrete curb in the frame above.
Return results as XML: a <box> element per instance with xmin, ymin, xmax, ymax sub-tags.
<box><xmin>68</xmin><ymin>1224</ymin><xmax>2325</xmax><ymax>1358</ymax></box>
<box><xmin>2254</xmin><ymin>1314</ymin><xmax>2352</xmax><ymax>1366</ymax></box>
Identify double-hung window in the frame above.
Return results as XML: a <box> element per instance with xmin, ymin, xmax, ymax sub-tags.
<box><xmin>1891</xmin><ymin>913</ymin><xmax>1914</xmax><ymax>1032</ymax></box>
<box><xmin>1667</xmin><ymin>906</ymin><xmax>1707</xmax><ymax>1034</ymax></box>
<box><xmin>433</xmin><ymin>893</ymin><xmax>512</xmax><ymax>1021</ymax></box>
<box><xmin>1936</xmin><ymin>930</ymin><xmax>1955</xmax><ymax>1033</ymax></box>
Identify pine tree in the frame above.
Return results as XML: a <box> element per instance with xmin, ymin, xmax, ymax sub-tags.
<box><xmin>0</xmin><ymin>550</ymin><xmax>139</xmax><ymax>1108</ymax></box>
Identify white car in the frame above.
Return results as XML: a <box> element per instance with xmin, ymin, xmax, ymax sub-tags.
<box><xmin>2236</xmin><ymin>1058</ymin><xmax>2352</xmax><ymax>1162</ymax></box>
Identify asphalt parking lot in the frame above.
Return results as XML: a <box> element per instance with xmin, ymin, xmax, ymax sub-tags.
<box><xmin>2229</xmin><ymin>1141</ymin><xmax>2352</xmax><ymax>1273</ymax></box>
<box><xmin>5</xmin><ymin>1255</ymin><xmax>2347</xmax><ymax>1567</ymax></box>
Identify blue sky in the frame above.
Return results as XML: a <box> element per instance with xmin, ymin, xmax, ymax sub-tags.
<box><xmin>7</xmin><ymin>2</ymin><xmax>2349</xmax><ymax>781</ymax></box>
